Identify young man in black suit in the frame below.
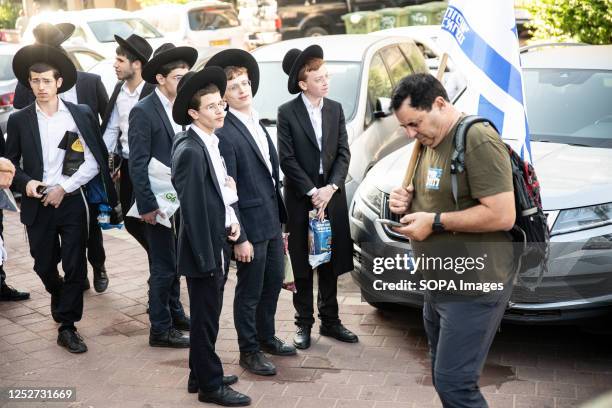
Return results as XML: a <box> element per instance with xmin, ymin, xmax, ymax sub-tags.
<box><xmin>129</xmin><ymin>43</ymin><xmax>197</xmax><ymax>348</ymax></box>
<box><xmin>6</xmin><ymin>44</ymin><xmax>115</xmax><ymax>353</ymax></box>
<box><xmin>101</xmin><ymin>33</ymin><xmax>154</xmax><ymax>255</ymax></box>
<box><xmin>172</xmin><ymin>67</ymin><xmax>250</xmax><ymax>407</ymax></box>
<box><xmin>206</xmin><ymin>49</ymin><xmax>295</xmax><ymax>377</ymax></box>
<box><xmin>278</xmin><ymin>45</ymin><xmax>358</xmax><ymax>349</ymax></box>
<box><xmin>12</xmin><ymin>22</ymin><xmax>111</xmax><ymax>293</ymax></box>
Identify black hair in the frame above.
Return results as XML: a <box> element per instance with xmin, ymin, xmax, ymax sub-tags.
<box><xmin>115</xmin><ymin>45</ymin><xmax>140</xmax><ymax>64</ymax></box>
<box><xmin>391</xmin><ymin>73</ymin><xmax>449</xmax><ymax>112</ymax></box>
<box><xmin>188</xmin><ymin>84</ymin><xmax>220</xmax><ymax>113</ymax></box>
<box><xmin>29</xmin><ymin>62</ymin><xmax>60</xmax><ymax>80</ymax></box>
<box><xmin>158</xmin><ymin>60</ymin><xmax>190</xmax><ymax>78</ymax></box>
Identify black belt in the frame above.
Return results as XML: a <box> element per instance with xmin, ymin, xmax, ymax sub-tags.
<box><xmin>64</xmin><ymin>188</ymin><xmax>83</xmax><ymax>197</ymax></box>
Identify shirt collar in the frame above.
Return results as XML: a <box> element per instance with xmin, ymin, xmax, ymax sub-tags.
<box><xmin>155</xmin><ymin>87</ymin><xmax>173</xmax><ymax>110</ymax></box>
<box><xmin>190</xmin><ymin>124</ymin><xmax>218</xmax><ymax>150</ymax></box>
<box><xmin>229</xmin><ymin>107</ymin><xmax>260</xmax><ymax>124</ymax></box>
<box><xmin>35</xmin><ymin>97</ymin><xmax>69</xmax><ymax>118</ymax></box>
<box><xmin>301</xmin><ymin>92</ymin><xmax>324</xmax><ymax>111</ymax></box>
<box><xmin>121</xmin><ymin>79</ymin><xmax>146</xmax><ymax>97</ymax></box>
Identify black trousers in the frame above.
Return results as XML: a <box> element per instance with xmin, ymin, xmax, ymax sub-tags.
<box><xmin>234</xmin><ymin>234</ymin><xmax>284</xmax><ymax>352</ymax></box>
<box><xmin>143</xmin><ymin>222</ymin><xmax>185</xmax><ymax>334</ymax></box>
<box><xmin>0</xmin><ymin>210</ymin><xmax>5</xmax><ymax>286</ymax></box>
<box><xmin>86</xmin><ymin>203</ymin><xmax>105</xmax><ymax>269</ymax></box>
<box><xmin>292</xmin><ymin>174</ymin><xmax>341</xmax><ymax>328</ymax></box>
<box><xmin>187</xmin><ymin>274</ymin><xmax>224</xmax><ymax>393</ymax></box>
<box><xmin>26</xmin><ymin>195</ymin><xmax>88</xmax><ymax>324</ymax></box>
<box><xmin>119</xmin><ymin>158</ymin><xmax>148</xmax><ymax>251</ymax></box>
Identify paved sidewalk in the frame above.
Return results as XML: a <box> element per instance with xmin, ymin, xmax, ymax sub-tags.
<box><xmin>1</xmin><ymin>211</ymin><xmax>611</xmax><ymax>408</ymax></box>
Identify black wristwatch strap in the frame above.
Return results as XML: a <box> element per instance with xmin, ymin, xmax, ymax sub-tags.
<box><xmin>432</xmin><ymin>212</ymin><xmax>445</xmax><ymax>233</ymax></box>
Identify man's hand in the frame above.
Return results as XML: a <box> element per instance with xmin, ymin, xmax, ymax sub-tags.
<box><xmin>42</xmin><ymin>185</ymin><xmax>66</xmax><ymax>208</ymax></box>
<box><xmin>26</xmin><ymin>180</ymin><xmax>46</xmax><ymax>198</ymax></box>
<box><xmin>0</xmin><ymin>159</ymin><xmax>15</xmax><ymax>189</ymax></box>
<box><xmin>389</xmin><ymin>185</ymin><xmax>414</xmax><ymax>215</ymax></box>
<box><xmin>391</xmin><ymin>212</ymin><xmax>435</xmax><ymax>242</ymax></box>
<box><xmin>227</xmin><ymin>222</ymin><xmax>240</xmax><ymax>242</ymax></box>
<box><xmin>141</xmin><ymin>209</ymin><xmax>164</xmax><ymax>225</ymax></box>
<box><xmin>0</xmin><ymin>158</ymin><xmax>15</xmax><ymax>174</ymax></box>
<box><xmin>312</xmin><ymin>185</ymin><xmax>334</xmax><ymax>209</ymax></box>
<box><xmin>234</xmin><ymin>240</ymin><xmax>254</xmax><ymax>263</ymax></box>
<box><xmin>225</xmin><ymin>176</ymin><xmax>236</xmax><ymax>192</ymax></box>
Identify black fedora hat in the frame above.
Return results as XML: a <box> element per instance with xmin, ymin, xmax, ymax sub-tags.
<box><xmin>172</xmin><ymin>67</ymin><xmax>227</xmax><ymax>126</ymax></box>
<box><xmin>114</xmin><ymin>33</ymin><xmax>153</xmax><ymax>65</ymax></box>
<box><xmin>13</xmin><ymin>44</ymin><xmax>77</xmax><ymax>93</ymax></box>
<box><xmin>205</xmin><ymin>49</ymin><xmax>260</xmax><ymax>96</ymax></box>
<box><xmin>282</xmin><ymin>44</ymin><xmax>324</xmax><ymax>94</ymax></box>
<box><xmin>33</xmin><ymin>22</ymin><xmax>75</xmax><ymax>47</ymax></box>
<box><xmin>142</xmin><ymin>43</ymin><xmax>198</xmax><ymax>85</ymax></box>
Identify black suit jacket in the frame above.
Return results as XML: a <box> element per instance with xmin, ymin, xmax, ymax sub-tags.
<box><xmin>171</xmin><ymin>129</ymin><xmax>226</xmax><ymax>277</ymax></box>
<box><xmin>128</xmin><ymin>90</ymin><xmax>177</xmax><ymax>215</ymax></box>
<box><xmin>13</xmin><ymin>72</ymin><xmax>109</xmax><ymax>121</ymax></box>
<box><xmin>6</xmin><ymin>101</ymin><xmax>116</xmax><ymax>226</ymax></box>
<box><xmin>217</xmin><ymin>111</ymin><xmax>287</xmax><ymax>244</ymax></box>
<box><xmin>277</xmin><ymin>95</ymin><xmax>353</xmax><ymax>278</ymax></box>
<box><xmin>100</xmin><ymin>80</ymin><xmax>155</xmax><ymax>135</ymax></box>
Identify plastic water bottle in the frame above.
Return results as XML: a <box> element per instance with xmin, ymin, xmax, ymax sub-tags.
<box><xmin>97</xmin><ymin>204</ymin><xmax>112</xmax><ymax>229</ymax></box>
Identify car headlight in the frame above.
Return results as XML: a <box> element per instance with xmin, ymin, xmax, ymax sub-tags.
<box><xmin>359</xmin><ymin>183</ymin><xmax>382</xmax><ymax>216</ymax></box>
<box><xmin>551</xmin><ymin>203</ymin><xmax>612</xmax><ymax>235</ymax></box>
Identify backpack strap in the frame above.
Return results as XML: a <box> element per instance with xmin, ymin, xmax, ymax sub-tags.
<box><xmin>450</xmin><ymin>115</ymin><xmax>499</xmax><ymax>209</ymax></box>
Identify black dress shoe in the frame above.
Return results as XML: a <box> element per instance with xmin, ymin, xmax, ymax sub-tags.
<box><xmin>82</xmin><ymin>277</ymin><xmax>90</xmax><ymax>291</ymax></box>
<box><xmin>239</xmin><ymin>351</ymin><xmax>276</xmax><ymax>376</ymax></box>
<box><xmin>188</xmin><ymin>375</ymin><xmax>238</xmax><ymax>393</ymax></box>
<box><xmin>51</xmin><ymin>292</ymin><xmax>60</xmax><ymax>323</ymax></box>
<box><xmin>0</xmin><ymin>283</ymin><xmax>30</xmax><ymax>301</ymax></box>
<box><xmin>149</xmin><ymin>328</ymin><xmax>190</xmax><ymax>348</ymax></box>
<box><xmin>93</xmin><ymin>266</ymin><xmax>109</xmax><ymax>293</ymax></box>
<box><xmin>172</xmin><ymin>314</ymin><xmax>191</xmax><ymax>331</ymax></box>
<box><xmin>198</xmin><ymin>385</ymin><xmax>251</xmax><ymax>406</ymax></box>
<box><xmin>57</xmin><ymin>328</ymin><xmax>87</xmax><ymax>353</ymax></box>
<box><xmin>320</xmin><ymin>323</ymin><xmax>359</xmax><ymax>343</ymax></box>
<box><xmin>259</xmin><ymin>336</ymin><xmax>297</xmax><ymax>356</ymax></box>
<box><xmin>293</xmin><ymin>326</ymin><xmax>311</xmax><ymax>350</ymax></box>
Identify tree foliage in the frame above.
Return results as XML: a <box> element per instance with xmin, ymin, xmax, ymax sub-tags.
<box><xmin>0</xmin><ymin>0</ymin><xmax>19</xmax><ymax>30</ymax></box>
<box><xmin>527</xmin><ymin>0</ymin><xmax>612</xmax><ymax>45</ymax></box>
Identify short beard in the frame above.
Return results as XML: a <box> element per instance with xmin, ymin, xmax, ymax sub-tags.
<box><xmin>119</xmin><ymin>70</ymin><xmax>135</xmax><ymax>81</ymax></box>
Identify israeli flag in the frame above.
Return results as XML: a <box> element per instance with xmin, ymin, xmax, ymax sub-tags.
<box><xmin>440</xmin><ymin>0</ymin><xmax>532</xmax><ymax>163</ymax></box>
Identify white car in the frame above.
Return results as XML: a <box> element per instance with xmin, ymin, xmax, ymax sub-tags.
<box><xmin>22</xmin><ymin>9</ymin><xmax>167</xmax><ymax>59</ymax></box>
<box><xmin>251</xmin><ymin>34</ymin><xmax>430</xmax><ymax>204</ymax></box>
<box><xmin>371</xmin><ymin>25</ymin><xmax>466</xmax><ymax>100</ymax></box>
<box><xmin>134</xmin><ymin>1</ymin><xmax>249</xmax><ymax>50</ymax></box>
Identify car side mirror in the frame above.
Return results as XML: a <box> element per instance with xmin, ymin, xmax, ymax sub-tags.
<box><xmin>374</xmin><ymin>97</ymin><xmax>392</xmax><ymax>119</ymax></box>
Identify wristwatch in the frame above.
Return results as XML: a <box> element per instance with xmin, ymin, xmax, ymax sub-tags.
<box><xmin>330</xmin><ymin>184</ymin><xmax>339</xmax><ymax>192</ymax></box>
<box><xmin>432</xmin><ymin>213</ymin><xmax>445</xmax><ymax>233</ymax></box>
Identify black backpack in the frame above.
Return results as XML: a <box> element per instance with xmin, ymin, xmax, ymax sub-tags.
<box><xmin>450</xmin><ymin>115</ymin><xmax>550</xmax><ymax>291</ymax></box>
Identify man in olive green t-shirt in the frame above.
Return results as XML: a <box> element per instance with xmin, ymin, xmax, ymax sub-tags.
<box><xmin>388</xmin><ymin>74</ymin><xmax>516</xmax><ymax>408</ymax></box>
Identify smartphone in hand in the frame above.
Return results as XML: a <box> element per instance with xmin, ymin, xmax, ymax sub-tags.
<box><xmin>375</xmin><ymin>218</ymin><xmax>405</xmax><ymax>228</ymax></box>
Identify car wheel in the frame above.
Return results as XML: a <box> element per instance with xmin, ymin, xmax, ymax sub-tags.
<box><xmin>304</xmin><ymin>26</ymin><xmax>329</xmax><ymax>37</ymax></box>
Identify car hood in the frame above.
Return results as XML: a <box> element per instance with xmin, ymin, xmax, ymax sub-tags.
<box><xmin>369</xmin><ymin>140</ymin><xmax>612</xmax><ymax>210</ymax></box>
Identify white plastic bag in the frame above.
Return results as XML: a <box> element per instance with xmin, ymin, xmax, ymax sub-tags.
<box><xmin>127</xmin><ymin>158</ymin><xmax>179</xmax><ymax>228</ymax></box>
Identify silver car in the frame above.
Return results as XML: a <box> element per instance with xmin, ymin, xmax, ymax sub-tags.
<box><xmin>350</xmin><ymin>44</ymin><xmax>612</xmax><ymax>323</ymax></box>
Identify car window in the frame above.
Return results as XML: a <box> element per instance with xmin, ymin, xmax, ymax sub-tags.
<box><xmin>0</xmin><ymin>55</ymin><xmax>15</xmax><ymax>81</ymax></box>
<box><xmin>71</xmin><ymin>51</ymin><xmax>104</xmax><ymax>72</ymax></box>
<box><xmin>253</xmin><ymin>61</ymin><xmax>361</xmax><ymax>123</ymax></box>
<box><xmin>398</xmin><ymin>42</ymin><xmax>429</xmax><ymax>74</ymax></box>
<box><xmin>367</xmin><ymin>53</ymin><xmax>393</xmax><ymax>117</ymax></box>
<box><xmin>88</xmin><ymin>18</ymin><xmax>163</xmax><ymax>42</ymax></box>
<box><xmin>188</xmin><ymin>7</ymin><xmax>240</xmax><ymax>31</ymax></box>
<box><xmin>381</xmin><ymin>45</ymin><xmax>412</xmax><ymax>85</ymax></box>
<box><xmin>524</xmin><ymin>68</ymin><xmax>612</xmax><ymax>148</ymax></box>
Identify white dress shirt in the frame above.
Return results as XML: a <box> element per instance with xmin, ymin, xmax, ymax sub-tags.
<box><xmin>302</xmin><ymin>93</ymin><xmax>325</xmax><ymax>196</ymax></box>
<box><xmin>36</xmin><ymin>98</ymin><xmax>99</xmax><ymax>194</ymax></box>
<box><xmin>155</xmin><ymin>88</ymin><xmax>183</xmax><ymax>135</ymax></box>
<box><xmin>59</xmin><ymin>84</ymin><xmax>78</xmax><ymax>105</ymax></box>
<box><xmin>229</xmin><ymin>107</ymin><xmax>273</xmax><ymax>178</ymax></box>
<box><xmin>190</xmin><ymin>124</ymin><xmax>238</xmax><ymax>228</ymax></box>
<box><xmin>102</xmin><ymin>80</ymin><xmax>146</xmax><ymax>157</ymax></box>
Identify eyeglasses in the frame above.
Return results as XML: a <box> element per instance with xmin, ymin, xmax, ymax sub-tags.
<box><xmin>227</xmin><ymin>79</ymin><xmax>251</xmax><ymax>93</ymax></box>
<box><xmin>313</xmin><ymin>73</ymin><xmax>330</xmax><ymax>85</ymax></box>
<box><xmin>204</xmin><ymin>100</ymin><xmax>227</xmax><ymax>113</ymax></box>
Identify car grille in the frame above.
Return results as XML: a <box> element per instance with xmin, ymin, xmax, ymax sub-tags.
<box><xmin>511</xmin><ymin>275</ymin><xmax>612</xmax><ymax>304</ymax></box>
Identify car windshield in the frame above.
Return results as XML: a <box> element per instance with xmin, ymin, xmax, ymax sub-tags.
<box><xmin>139</xmin><ymin>12</ymin><xmax>181</xmax><ymax>34</ymax></box>
<box><xmin>188</xmin><ymin>7</ymin><xmax>240</xmax><ymax>31</ymax></box>
<box><xmin>524</xmin><ymin>68</ymin><xmax>612</xmax><ymax>148</ymax></box>
<box><xmin>253</xmin><ymin>61</ymin><xmax>361</xmax><ymax>123</ymax></box>
<box><xmin>0</xmin><ymin>55</ymin><xmax>16</xmax><ymax>81</ymax></box>
<box><xmin>88</xmin><ymin>18</ymin><xmax>163</xmax><ymax>42</ymax></box>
